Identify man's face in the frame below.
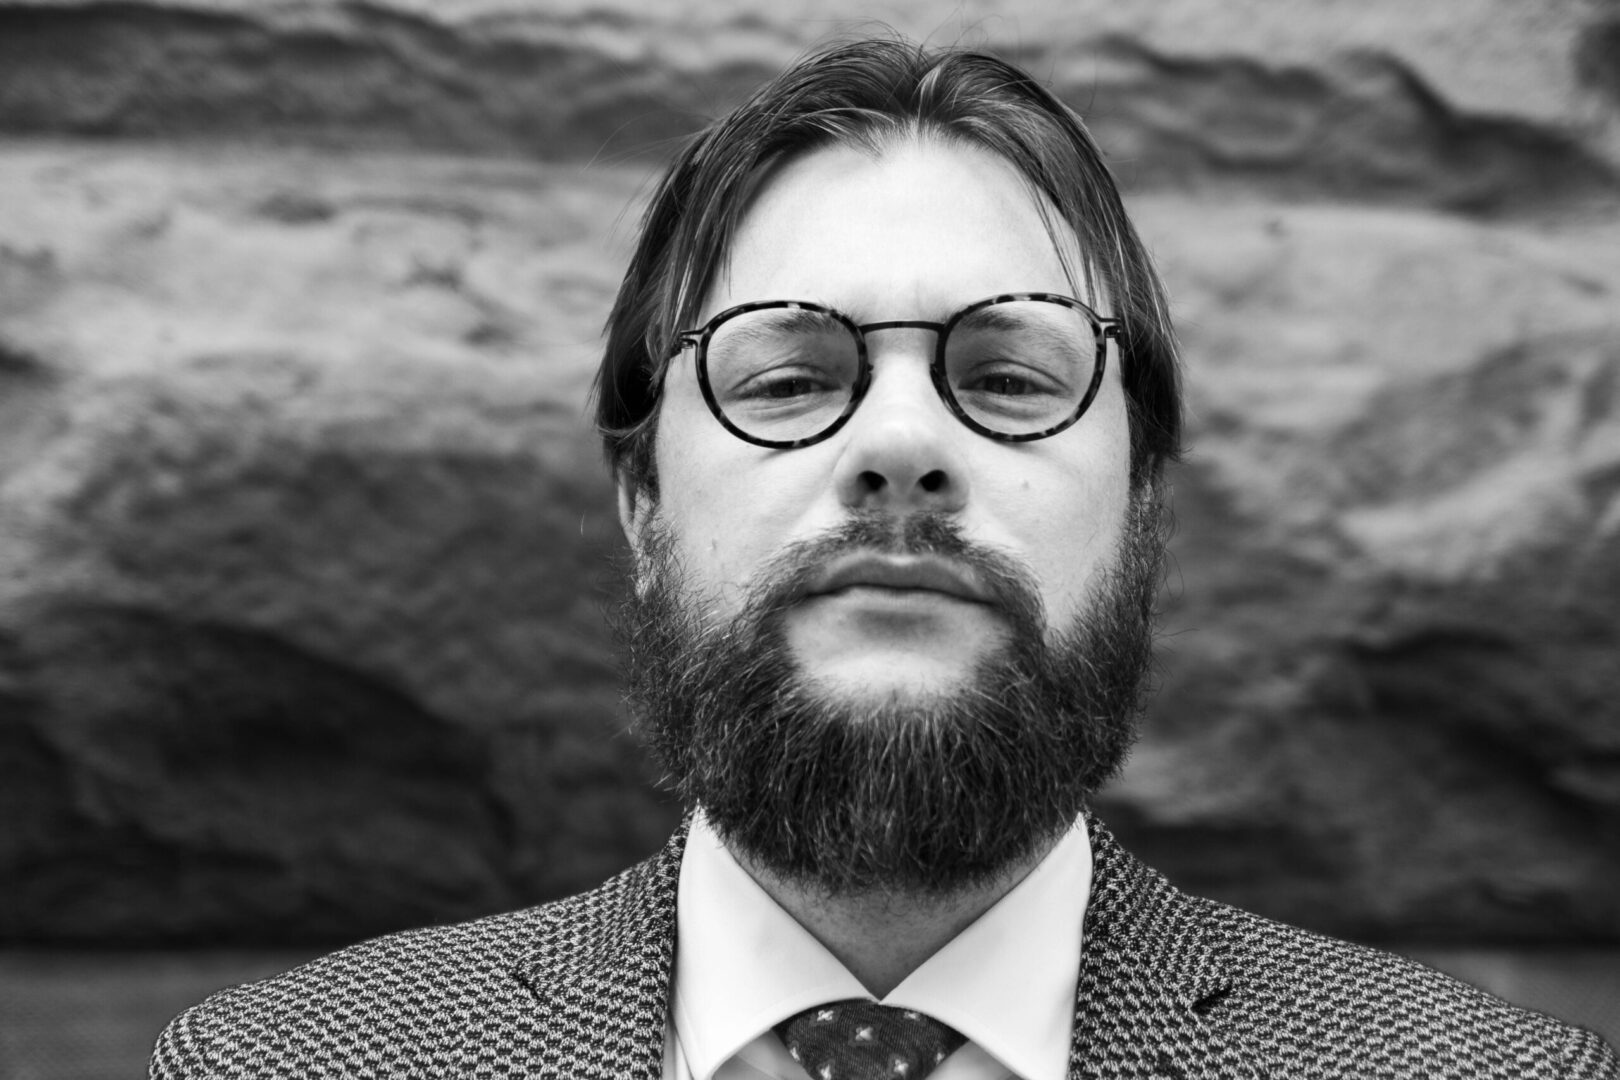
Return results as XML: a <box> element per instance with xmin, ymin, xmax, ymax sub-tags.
<box><xmin>625</xmin><ymin>139</ymin><xmax>1134</xmax><ymax>700</ymax></box>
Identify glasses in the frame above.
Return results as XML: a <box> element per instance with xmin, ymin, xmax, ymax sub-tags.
<box><xmin>669</xmin><ymin>292</ymin><xmax>1118</xmax><ymax>449</ymax></box>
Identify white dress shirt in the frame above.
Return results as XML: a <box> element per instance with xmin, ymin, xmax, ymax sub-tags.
<box><xmin>662</xmin><ymin>812</ymin><xmax>1092</xmax><ymax>1080</ymax></box>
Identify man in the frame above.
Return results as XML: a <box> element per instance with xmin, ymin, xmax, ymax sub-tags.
<box><xmin>152</xmin><ymin>38</ymin><xmax>1618</xmax><ymax>1080</ymax></box>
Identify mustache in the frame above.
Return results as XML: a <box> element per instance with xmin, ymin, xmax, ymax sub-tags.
<box><xmin>741</xmin><ymin>511</ymin><xmax>1048</xmax><ymax>632</ymax></box>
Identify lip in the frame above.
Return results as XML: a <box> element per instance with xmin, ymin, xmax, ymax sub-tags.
<box><xmin>804</xmin><ymin>553</ymin><xmax>991</xmax><ymax>604</ymax></box>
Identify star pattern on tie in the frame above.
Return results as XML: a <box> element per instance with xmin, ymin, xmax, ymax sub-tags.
<box><xmin>774</xmin><ymin>999</ymin><xmax>967</xmax><ymax>1080</ymax></box>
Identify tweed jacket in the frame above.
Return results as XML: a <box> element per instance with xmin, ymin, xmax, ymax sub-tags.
<box><xmin>151</xmin><ymin>818</ymin><xmax>1618</xmax><ymax>1079</ymax></box>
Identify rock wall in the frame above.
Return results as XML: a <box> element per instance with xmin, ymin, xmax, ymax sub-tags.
<box><xmin>1</xmin><ymin>0</ymin><xmax>1617</xmax><ymax>944</ymax></box>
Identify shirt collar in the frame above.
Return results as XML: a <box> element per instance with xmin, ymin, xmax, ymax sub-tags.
<box><xmin>672</xmin><ymin>812</ymin><xmax>1092</xmax><ymax>1080</ymax></box>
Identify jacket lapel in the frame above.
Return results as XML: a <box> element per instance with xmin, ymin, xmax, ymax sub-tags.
<box><xmin>511</xmin><ymin>821</ymin><xmax>689</xmax><ymax>1079</ymax></box>
<box><xmin>1068</xmin><ymin>817</ymin><xmax>1268</xmax><ymax>1080</ymax></box>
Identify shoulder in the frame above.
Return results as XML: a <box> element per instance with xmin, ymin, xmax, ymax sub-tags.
<box><xmin>152</xmin><ymin>905</ymin><xmax>559</xmax><ymax>1078</ymax></box>
<box><xmin>150</xmin><ymin>833</ymin><xmax>684</xmax><ymax>1079</ymax></box>
<box><xmin>1169</xmin><ymin>884</ymin><xmax>1616</xmax><ymax>1077</ymax></box>
<box><xmin>1083</xmin><ymin>820</ymin><xmax>1618</xmax><ymax>1078</ymax></box>
<box><xmin>1210</xmin><ymin>895</ymin><xmax>1612</xmax><ymax>1075</ymax></box>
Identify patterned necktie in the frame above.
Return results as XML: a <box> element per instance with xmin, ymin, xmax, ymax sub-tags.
<box><xmin>773</xmin><ymin>999</ymin><xmax>967</xmax><ymax>1080</ymax></box>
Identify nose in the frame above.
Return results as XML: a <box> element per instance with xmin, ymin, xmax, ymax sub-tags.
<box><xmin>831</xmin><ymin>339</ymin><xmax>969</xmax><ymax>514</ymax></box>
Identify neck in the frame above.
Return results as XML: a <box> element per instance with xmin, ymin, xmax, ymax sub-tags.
<box><xmin>729</xmin><ymin>840</ymin><xmax>1057</xmax><ymax>998</ymax></box>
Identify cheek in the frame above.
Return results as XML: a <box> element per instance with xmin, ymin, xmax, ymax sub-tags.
<box><xmin>650</xmin><ymin>410</ymin><xmax>820</xmax><ymax>601</ymax></box>
<box><xmin>1014</xmin><ymin>402</ymin><xmax>1133</xmax><ymax>619</ymax></box>
<box><xmin>652</xmin><ymin>425</ymin><xmax>729</xmax><ymax>566</ymax></box>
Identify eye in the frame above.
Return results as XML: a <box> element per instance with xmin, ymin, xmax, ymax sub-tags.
<box><xmin>735</xmin><ymin>367</ymin><xmax>841</xmax><ymax>401</ymax></box>
<box><xmin>961</xmin><ymin>370</ymin><xmax>1043</xmax><ymax>397</ymax></box>
<box><xmin>956</xmin><ymin>363</ymin><xmax>1064</xmax><ymax>399</ymax></box>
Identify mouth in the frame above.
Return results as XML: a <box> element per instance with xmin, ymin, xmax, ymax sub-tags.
<box><xmin>803</xmin><ymin>553</ymin><xmax>992</xmax><ymax>605</ymax></box>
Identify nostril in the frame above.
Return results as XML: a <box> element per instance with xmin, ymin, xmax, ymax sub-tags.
<box><xmin>859</xmin><ymin>470</ymin><xmax>887</xmax><ymax>493</ymax></box>
<box><xmin>919</xmin><ymin>469</ymin><xmax>948</xmax><ymax>493</ymax></box>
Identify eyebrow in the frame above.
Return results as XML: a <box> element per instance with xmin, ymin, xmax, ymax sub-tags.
<box><xmin>954</xmin><ymin>305</ymin><xmax>1050</xmax><ymax>331</ymax></box>
<box><xmin>744</xmin><ymin>308</ymin><xmax>839</xmax><ymax>333</ymax></box>
<box><xmin>951</xmin><ymin>306</ymin><xmax>1083</xmax><ymax>353</ymax></box>
<box><xmin>712</xmin><ymin>308</ymin><xmax>844</xmax><ymax>351</ymax></box>
<box><xmin>956</xmin><ymin>305</ymin><xmax>1023</xmax><ymax>330</ymax></box>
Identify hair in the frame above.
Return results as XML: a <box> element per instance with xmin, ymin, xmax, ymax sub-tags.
<box><xmin>594</xmin><ymin>36</ymin><xmax>1182</xmax><ymax>500</ymax></box>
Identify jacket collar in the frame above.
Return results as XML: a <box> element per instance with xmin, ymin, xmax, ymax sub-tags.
<box><xmin>516</xmin><ymin>814</ymin><xmax>1265</xmax><ymax>1080</ymax></box>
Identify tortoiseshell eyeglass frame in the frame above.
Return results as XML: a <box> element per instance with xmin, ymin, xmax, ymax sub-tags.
<box><xmin>666</xmin><ymin>292</ymin><xmax>1118</xmax><ymax>450</ymax></box>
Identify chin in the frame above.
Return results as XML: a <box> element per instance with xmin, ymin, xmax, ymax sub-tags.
<box><xmin>801</xmin><ymin>661</ymin><xmax>979</xmax><ymax>712</ymax></box>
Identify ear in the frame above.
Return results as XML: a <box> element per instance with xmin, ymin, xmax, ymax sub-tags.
<box><xmin>616</xmin><ymin>473</ymin><xmax>651</xmax><ymax>563</ymax></box>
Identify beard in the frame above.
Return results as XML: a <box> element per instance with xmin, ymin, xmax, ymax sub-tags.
<box><xmin>613</xmin><ymin>493</ymin><xmax>1165</xmax><ymax>898</ymax></box>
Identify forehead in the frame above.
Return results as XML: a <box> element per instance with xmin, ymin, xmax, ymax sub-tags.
<box><xmin>703</xmin><ymin>138</ymin><xmax>1082</xmax><ymax>323</ymax></box>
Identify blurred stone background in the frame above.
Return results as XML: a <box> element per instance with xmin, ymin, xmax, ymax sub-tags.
<box><xmin>1</xmin><ymin>0</ymin><xmax>1618</xmax><ymax>1074</ymax></box>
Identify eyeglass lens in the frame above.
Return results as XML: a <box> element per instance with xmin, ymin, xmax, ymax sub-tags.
<box><xmin>701</xmin><ymin>299</ymin><xmax>1100</xmax><ymax>444</ymax></box>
